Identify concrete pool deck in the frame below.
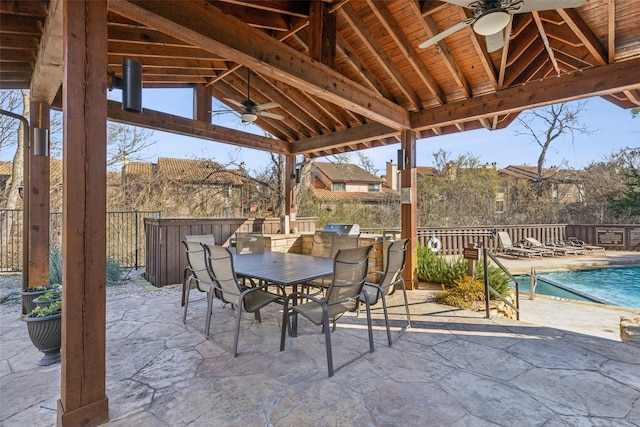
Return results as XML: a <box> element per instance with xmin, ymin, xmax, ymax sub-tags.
<box><xmin>1</xmin><ymin>251</ymin><xmax>640</xmax><ymax>426</ymax></box>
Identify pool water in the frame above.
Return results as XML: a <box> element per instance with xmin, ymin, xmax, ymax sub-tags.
<box><xmin>515</xmin><ymin>266</ymin><xmax>640</xmax><ymax>310</ymax></box>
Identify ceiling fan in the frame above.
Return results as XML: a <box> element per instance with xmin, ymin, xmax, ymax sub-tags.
<box><xmin>215</xmin><ymin>70</ymin><xmax>285</xmax><ymax>123</ymax></box>
<box><xmin>418</xmin><ymin>0</ymin><xmax>586</xmax><ymax>53</ymax></box>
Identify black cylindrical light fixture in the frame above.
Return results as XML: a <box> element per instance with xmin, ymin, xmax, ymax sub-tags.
<box><xmin>397</xmin><ymin>149</ymin><xmax>405</xmax><ymax>171</ymax></box>
<box><xmin>33</xmin><ymin>127</ymin><xmax>48</xmax><ymax>156</ymax></box>
<box><xmin>122</xmin><ymin>58</ymin><xmax>142</xmax><ymax>113</ymax></box>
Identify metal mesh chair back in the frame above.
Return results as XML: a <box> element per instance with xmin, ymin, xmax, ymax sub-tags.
<box><xmin>311</xmin><ymin>231</ymin><xmax>334</xmax><ymax>258</ymax></box>
<box><xmin>326</xmin><ymin>245</ymin><xmax>372</xmax><ymax>312</ymax></box>
<box><xmin>202</xmin><ymin>243</ymin><xmax>242</xmax><ymax>298</ymax></box>
<box><xmin>182</xmin><ymin>240</ymin><xmax>212</xmax><ymax>292</ymax></box>
<box><xmin>184</xmin><ymin>234</ymin><xmax>216</xmax><ymax>245</ymax></box>
<box><xmin>379</xmin><ymin>238</ymin><xmax>409</xmax><ymax>293</ymax></box>
<box><xmin>330</xmin><ymin>234</ymin><xmax>360</xmax><ymax>257</ymax></box>
<box><xmin>235</xmin><ymin>233</ymin><xmax>265</xmax><ymax>254</ymax></box>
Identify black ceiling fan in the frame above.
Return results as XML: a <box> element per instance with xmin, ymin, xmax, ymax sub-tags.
<box><xmin>418</xmin><ymin>0</ymin><xmax>586</xmax><ymax>53</ymax></box>
<box><xmin>213</xmin><ymin>69</ymin><xmax>285</xmax><ymax>123</ymax></box>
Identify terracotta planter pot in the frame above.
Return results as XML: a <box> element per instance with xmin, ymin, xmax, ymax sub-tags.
<box><xmin>23</xmin><ymin>312</ymin><xmax>62</xmax><ymax>366</ymax></box>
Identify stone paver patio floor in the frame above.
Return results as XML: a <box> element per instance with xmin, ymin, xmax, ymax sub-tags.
<box><xmin>2</xmin><ymin>280</ymin><xmax>640</xmax><ymax>426</ymax></box>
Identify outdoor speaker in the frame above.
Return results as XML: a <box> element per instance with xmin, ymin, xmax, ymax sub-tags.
<box><xmin>397</xmin><ymin>149</ymin><xmax>405</xmax><ymax>171</ymax></box>
<box><xmin>33</xmin><ymin>127</ymin><xmax>48</xmax><ymax>156</ymax></box>
<box><xmin>122</xmin><ymin>58</ymin><xmax>142</xmax><ymax>113</ymax></box>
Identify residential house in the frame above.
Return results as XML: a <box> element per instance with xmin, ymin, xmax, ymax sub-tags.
<box><xmin>310</xmin><ymin>161</ymin><xmax>399</xmax><ymax>206</ymax></box>
<box><xmin>121</xmin><ymin>157</ymin><xmax>249</xmax><ymax>217</ymax></box>
<box><xmin>498</xmin><ymin>165</ymin><xmax>584</xmax><ymax>212</ymax></box>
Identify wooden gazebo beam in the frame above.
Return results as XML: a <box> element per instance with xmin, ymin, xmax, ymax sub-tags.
<box><xmin>411</xmin><ymin>57</ymin><xmax>640</xmax><ymax>130</ymax></box>
<box><xmin>108</xmin><ymin>0</ymin><xmax>410</xmax><ymax>130</ymax></box>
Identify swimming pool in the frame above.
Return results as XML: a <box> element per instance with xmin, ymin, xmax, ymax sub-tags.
<box><xmin>515</xmin><ymin>266</ymin><xmax>640</xmax><ymax>310</ymax></box>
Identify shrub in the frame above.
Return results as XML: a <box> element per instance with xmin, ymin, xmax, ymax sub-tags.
<box><xmin>49</xmin><ymin>247</ymin><xmax>122</xmax><ymax>286</ymax></box>
<box><xmin>473</xmin><ymin>261</ymin><xmax>512</xmax><ymax>297</ymax></box>
<box><xmin>417</xmin><ymin>245</ymin><xmax>467</xmax><ymax>287</ymax></box>
<box><xmin>435</xmin><ymin>276</ymin><xmax>486</xmax><ymax>310</ymax></box>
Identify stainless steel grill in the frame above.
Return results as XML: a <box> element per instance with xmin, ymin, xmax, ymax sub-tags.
<box><xmin>322</xmin><ymin>223</ymin><xmax>360</xmax><ymax>235</ymax></box>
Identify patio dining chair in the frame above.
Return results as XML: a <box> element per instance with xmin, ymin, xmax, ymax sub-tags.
<box><xmin>202</xmin><ymin>243</ymin><xmax>283</xmax><ymax>357</ymax></box>
<box><xmin>359</xmin><ymin>238</ymin><xmax>411</xmax><ymax>347</ymax></box>
<box><xmin>235</xmin><ymin>233</ymin><xmax>266</xmax><ymax>254</ymax></box>
<box><xmin>181</xmin><ymin>236</ymin><xmax>216</xmax><ymax>324</ymax></box>
<box><xmin>280</xmin><ymin>245</ymin><xmax>374</xmax><ymax>377</ymax></box>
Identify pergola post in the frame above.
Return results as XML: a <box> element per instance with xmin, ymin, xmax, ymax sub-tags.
<box><xmin>400</xmin><ymin>129</ymin><xmax>418</xmax><ymax>290</ymax></box>
<box><xmin>285</xmin><ymin>154</ymin><xmax>297</xmax><ymax>233</ymax></box>
<box><xmin>193</xmin><ymin>84</ymin><xmax>212</xmax><ymax>122</ymax></box>
<box><xmin>57</xmin><ymin>1</ymin><xmax>109</xmax><ymax>425</ymax></box>
<box><xmin>28</xmin><ymin>100</ymin><xmax>50</xmax><ymax>287</ymax></box>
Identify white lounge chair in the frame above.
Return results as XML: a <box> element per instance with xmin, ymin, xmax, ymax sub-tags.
<box><xmin>496</xmin><ymin>232</ymin><xmax>543</xmax><ymax>259</ymax></box>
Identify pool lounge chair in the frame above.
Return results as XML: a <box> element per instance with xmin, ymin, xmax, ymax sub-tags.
<box><xmin>523</xmin><ymin>237</ymin><xmax>563</xmax><ymax>257</ymax></box>
<box><xmin>568</xmin><ymin>237</ymin><xmax>607</xmax><ymax>255</ymax></box>
<box><xmin>544</xmin><ymin>240</ymin><xmax>586</xmax><ymax>256</ymax></box>
<box><xmin>496</xmin><ymin>232</ymin><xmax>543</xmax><ymax>259</ymax></box>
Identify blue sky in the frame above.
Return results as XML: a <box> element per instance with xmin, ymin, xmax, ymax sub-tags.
<box><xmin>132</xmin><ymin>88</ymin><xmax>638</xmax><ymax>175</ymax></box>
<box><xmin>3</xmin><ymin>88</ymin><xmax>636</xmax><ymax>175</ymax></box>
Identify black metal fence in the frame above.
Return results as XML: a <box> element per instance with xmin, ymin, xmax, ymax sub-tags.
<box><xmin>0</xmin><ymin>210</ymin><xmax>160</xmax><ymax>272</ymax></box>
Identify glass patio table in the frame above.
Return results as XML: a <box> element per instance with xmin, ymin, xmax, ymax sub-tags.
<box><xmin>232</xmin><ymin>251</ymin><xmax>334</xmax><ymax>336</ymax></box>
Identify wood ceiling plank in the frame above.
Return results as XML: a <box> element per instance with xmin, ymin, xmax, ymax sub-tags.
<box><xmin>109</xmin><ymin>0</ymin><xmax>409</xmax><ymax>130</ymax></box>
<box><xmin>409</xmin><ymin>0</ymin><xmax>474</xmax><ymax>98</ymax></box>
<box><xmin>457</xmin><ymin>6</ymin><xmax>498</xmax><ymax>92</ymax></box>
<box><xmin>411</xmin><ymin>57</ymin><xmax>640</xmax><ymax>131</ymax></box>
<box><xmin>336</xmin><ymin>33</ymin><xmax>393</xmax><ymax>98</ymax></box>
<box><xmin>107</xmin><ymin>100</ymin><xmax>289</xmax><ymax>153</ymax></box>
<box><xmin>108</xmin><ymin>55</ymin><xmax>229</xmax><ymax>70</ymax></box>
<box><xmin>0</xmin><ymin>13</ymin><xmax>42</xmax><ymax>34</ymax></box>
<box><xmin>339</xmin><ymin>3</ymin><xmax>421</xmax><ymax>111</ymax></box>
<box><xmin>216</xmin><ymin>0</ymin><xmax>309</xmax><ymax>18</ymax></box>
<box><xmin>367</xmin><ymin>0</ymin><xmax>445</xmax><ymax>104</ymax></box>
<box><xmin>557</xmin><ymin>7</ymin><xmax>608</xmax><ymax>66</ymax></box>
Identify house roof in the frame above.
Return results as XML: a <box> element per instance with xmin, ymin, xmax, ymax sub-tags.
<box><xmin>2</xmin><ymin>1</ymin><xmax>638</xmax><ymax>159</ymax></box>
<box><xmin>313</xmin><ymin>162</ymin><xmax>382</xmax><ymax>184</ymax></box>
<box><xmin>499</xmin><ymin>165</ymin><xmax>583</xmax><ymax>182</ymax></box>
<box><xmin>0</xmin><ymin>159</ymin><xmax>63</xmax><ymax>183</ymax></box>
<box><xmin>311</xmin><ymin>183</ymin><xmax>399</xmax><ymax>204</ymax></box>
<box><xmin>123</xmin><ymin>157</ymin><xmax>245</xmax><ymax>185</ymax></box>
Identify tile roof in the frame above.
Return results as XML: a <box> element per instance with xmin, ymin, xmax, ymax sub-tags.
<box><xmin>123</xmin><ymin>157</ymin><xmax>245</xmax><ymax>185</ymax></box>
<box><xmin>311</xmin><ymin>185</ymin><xmax>399</xmax><ymax>203</ymax></box>
<box><xmin>313</xmin><ymin>162</ymin><xmax>382</xmax><ymax>183</ymax></box>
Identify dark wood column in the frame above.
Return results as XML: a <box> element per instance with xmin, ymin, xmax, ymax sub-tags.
<box><xmin>400</xmin><ymin>130</ymin><xmax>418</xmax><ymax>290</ymax></box>
<box><xmin>309</xmin><ymin>0</ymin><xmax>336</xmax><ymax>68</ymax></box>
<box><xmin>284</xmin><ymin>154</ymin><xmax>297</xmax><ymax>233</ymax></box>
<box><xmin>28</xmin><ymin>101</ymin><xmax>50</xmax><ymax>287</ymax></box>
<box><xmin>193</xmin><ymin>84</ymin><xmax>212</xmax><ymax>122</ymax></box>
<box><xmin>58</xmin><ymin>1</ymin><xmax>109</xmax><ymax>425</ymax></box>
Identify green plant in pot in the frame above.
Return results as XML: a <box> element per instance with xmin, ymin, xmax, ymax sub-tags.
<box><xmin>22</xmin><ymin>300</ymin><xmax>62</xmax><ymax>366</ymax></box>
<box><xmin>20</xmin><ymin>285</ymin><xmax>52</xmax><ymax>314</ymax></box>
<box><xmin>33</xmin><ymin>287</ymin><xmax>62</xmax><ymax>308</ymax></box>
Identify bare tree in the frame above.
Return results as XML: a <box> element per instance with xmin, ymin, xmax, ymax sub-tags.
<box><xmin>107</xmin><ymin>123</ymin><xmax>156</xmax><ymax>169</ymax></box>
<box><xmin>1</xmin><ymin>90</ymin><xmax>28</xmax><ymax>210</ymax></box>
<box><xmin>515</xmin><ymin>102</ymin><xmax>594</xmax><ymax>195</ymax></box>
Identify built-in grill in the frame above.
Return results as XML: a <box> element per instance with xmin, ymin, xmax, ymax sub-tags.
<box><xmin>322</xmin><ymin>223</ymin><xmax>360</xmax><ymax>235</ymax></box>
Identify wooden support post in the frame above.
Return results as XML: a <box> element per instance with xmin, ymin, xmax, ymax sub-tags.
<box><xmin>400</xmin><ymin>130</ymin><xmax>417</xmax><ymax>290</ymax></box>
<box><xmin>309</xmin><ymin>0</ymin><xmax>336</xmax><ymax>68</ymax></box>
<box><xmin>284</xmin><ymin>154</ymin><xmax>297</xmax><ymax>233</ymax></box>
<box><xmin>193</xmin><ymin>84</ymin><xmax>212</xmax><ymax>122</ymax></box>
<box><xmin>28</xmin><ymin>100</ymin><xmax>50</xmax><ymax>287</ymax></box>
<box><xmin>58</xmin><ymin>1</ymin><xmax>109</xmax><ymax>425</ymax></box>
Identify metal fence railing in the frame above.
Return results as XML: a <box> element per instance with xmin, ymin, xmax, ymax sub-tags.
<box><xmin>0</xmin><ymin>210</ymin><xmax>160</xmax><ymax>272</ymax></box>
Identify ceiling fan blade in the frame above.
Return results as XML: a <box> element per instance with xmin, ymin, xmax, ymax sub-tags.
<box><xmin>485</xmin><ymin>31</ymin><xmax>505</xmax><ymax>53</ymax></box>
<box><xmin>254</xmin><ymin>102</ymin><xmax>281</xmax><ymax>112</ymax></box>
<box><xmin>256</xmin><ymin>111</ymin><xmax>285</xmax><ymax>121</ymax></box>
<box><xmin>515</xmin><ymin>0</ymin><xmax>586</xmax><ymax>14</ymax></box>
<box><xmin>224</xmin><ymin>97</ymin><xmax>245</xmax><ymax>109</ymax></box>
<box><xmin>418</xmin><ymin>20</ymin><xmax>471</xmax><ymax>49</ymax></box>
